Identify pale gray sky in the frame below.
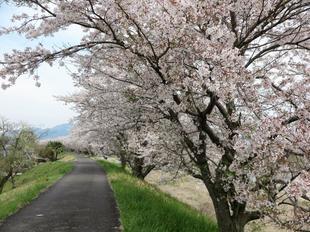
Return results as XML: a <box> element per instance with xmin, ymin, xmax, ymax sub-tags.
<box><xmin>0</xmin><ymin>3</ymin><xmax>83</xmax><ymax>128</ymax></box>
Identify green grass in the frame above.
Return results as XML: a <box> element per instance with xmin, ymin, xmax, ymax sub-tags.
<box><xmin>0</xmin><ymin>156</ymin><xmax>74</xmax><ymax>221</ymax></box>
<box><xmin>98</xmin><ymin>160</ymin><xmax>217</xmax><ymax>232</ymax></box>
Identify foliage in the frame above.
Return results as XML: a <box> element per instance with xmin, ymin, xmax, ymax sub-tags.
<box><xmin>37</xmin><ymin>146</ymin><xmax>55</xmax><ymax>162</ymax></box>
<box><xmin>47</xmin><ymin>141</ymin><xmax>64</xmax><ymax>154</ymax></box>
<box><xmin>37</xmin><ymin>141</ymin><xmax>65</xmax><ymax>162</ymax></box>
<box><xmin>98</xmin><ymin>160</ymin><xmax>217</xmax><ymax>232</ymax></box>
<box><xmin>0</xmin><ymin>118</ymin><xmax>38</xmax><ymax>193</ymax></box>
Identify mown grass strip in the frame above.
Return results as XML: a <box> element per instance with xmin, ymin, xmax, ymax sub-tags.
<box><xmin>0</xmin><ymin>155</ymin><xmax>74</xmax><ymax>221</ymax></box>
<box><xmin>98</xmin><ymin>160</ymin><xmax>217</xmax><ymax>232</ymax></box>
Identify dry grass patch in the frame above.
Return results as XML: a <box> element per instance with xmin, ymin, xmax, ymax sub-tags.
<box><xmin>146</xmin><ymin>170</ymin><xmax>290</xmax><ymax>232</ymax></box>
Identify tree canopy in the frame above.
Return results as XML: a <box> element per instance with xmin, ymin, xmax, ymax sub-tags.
<box><xmin>1</xmin><ymin>1</ymin><xmax>309</xmax><ymax>231</ymax></box>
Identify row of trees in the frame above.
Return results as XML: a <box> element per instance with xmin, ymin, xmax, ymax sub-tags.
<box><xmin>1</xmin><ymin>1</ymin><xmax>309</xmax><ymax>231</ymax></box>
<box><xmin>0</xmin><ymin>118</ymin><xmax>65</xmax><ymax>194</ymax></box>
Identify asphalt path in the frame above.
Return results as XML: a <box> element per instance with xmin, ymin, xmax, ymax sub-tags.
<box><xmin>0</xmin><ymin>155</ymin><xmax>120</xmax><ymax>232</ymax></box>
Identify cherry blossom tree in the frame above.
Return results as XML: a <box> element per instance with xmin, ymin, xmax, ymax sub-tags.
<box><xmin>1</xmin><ymin>1</ymin><xmax>309</xmax><ymax>231</ymax></box>
<box><xmin>61</xmin><ymin>75</ymin><xmax>174</xmax><ymax>179</ymax></box>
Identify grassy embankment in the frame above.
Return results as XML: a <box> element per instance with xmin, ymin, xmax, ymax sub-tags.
<box><xmin>0</xmin><ymin>153</ymin><xmax>74</xmax><ymax>221</ymax></box>
<box><xmin>98</xmin><ymin>160</ymin><xmax>217</xmax><ymax>232</ymax></box>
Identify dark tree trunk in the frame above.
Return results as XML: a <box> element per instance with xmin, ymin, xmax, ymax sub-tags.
<box><xmin>131</xmin><ymin>156</ymin><xmax>155</xmax><ymax>180</ymax></box>
<box><xmin>10</xmin><ymin>175</ymin><xmax>16</xmax><ymax>189</ymax></box>
<box><xmin>132</xmin><ymin>156</ymin><xmax>145</xmax><ymax>179</ymax></box>
<box><xmin>142</xmin><ymin>164</ymin><xmax>156</xmax><ymax>179</ymax></box>
<box><xmin>213</xmin><ymin>199</ymin><xmax>247</xmax><ymax>232</ymax></box>
<box><xmin>0</xmin><ymin>169</ymin><xmax>13</xmax><ymax>194</ymax></box>
<box><xmin>119</xmin><ymin>150</ymin><xmax>127</xmax><ymax>169</ymax></box>
<box><xmin>201</xmin><ymin>178</ymin><xmax>259</xmax><ymax>232</ymax></box>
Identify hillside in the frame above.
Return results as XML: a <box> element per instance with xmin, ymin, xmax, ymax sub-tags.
<box><xmin>34</xmin><ymin>123</ymin><xmax>72</xmax><ymax>140</ymax></box>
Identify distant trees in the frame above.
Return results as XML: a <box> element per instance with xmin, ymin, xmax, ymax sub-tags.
<box><xmin>0</xmin><ymin>118</ymin><xmax>67</xmax><ymax>193</ymax></box>
<box><xmin>61</xmin><ymin>80</ymin><xmax>168</xmax><ymax>180</ymax></box>
<box><xmin>37</xmin><ymin>141</ymin><xmax>65</xmax><ymax>162</ymax></box>
<box><xmin>0</xmin><ymin>118</ymin><xmax>37</xmax><ymax>193</ymax></box>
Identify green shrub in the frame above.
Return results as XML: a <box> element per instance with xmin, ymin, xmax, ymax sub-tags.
<box><xmin>38</xmin><ymin>146</ymin><xmax>56</xmax><ymax>162</ymax></box>
<box><xmin>38</xmin><ymin>141</ymin><xmax>65</xmax><ymax>162</ymax></box>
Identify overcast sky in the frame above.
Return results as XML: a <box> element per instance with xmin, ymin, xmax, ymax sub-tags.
<box><xmin>0</xmin><ymin>2</ymin><xmax>84</xmax><ymax>128</ymax></box>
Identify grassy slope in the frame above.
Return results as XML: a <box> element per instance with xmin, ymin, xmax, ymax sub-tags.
<box><xmin>0</xmin><ymin>154</ymin><xmax>74</xmax><ymax>221</ymax></box>
<box><xmin>98</xmin><ymin>160</ymin><xmax>217</xmax><ymax>232</ymax></box>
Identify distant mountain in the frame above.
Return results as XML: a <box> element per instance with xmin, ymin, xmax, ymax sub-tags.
<box><xmin>34</xmin><ymin>123</ymin><xmax>72</xmax><ymax>140</ymax></box>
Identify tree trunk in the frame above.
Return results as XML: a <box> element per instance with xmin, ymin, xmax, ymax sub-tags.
<box><xmin>119</xmin><ymin>150</ymin><xmax>127</xmax><ymax>169</ymax></box>
<box><xmin>201</xmin><ymin>178</ymin><xmax>248</xmax><ymax>232</ymax></box>
<box><xmin>10</xmin><ymin>175</ymin><xmax>16</xmax><ymax>189</ymax></box>
<box><xmin>0</xmin><ymin>170</ymin><xmax>13</xmax><ymax>194</ymax></box>
<box><xmin>213</xmin><ymin>201</ymin><xmax>246</xmax><ymax>232</ymax></box>
<box><xmin>132</xmin><ymin>156</ymin><xmax>145</xmax><ymax>179</ymax></box>
<box><xmin>142</xmin><ymin>164</ymin><xmax>156</xmax><ymax>179</ymax></box>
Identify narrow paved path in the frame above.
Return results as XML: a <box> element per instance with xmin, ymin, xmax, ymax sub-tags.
<box><xmin>0</xmin><ymin>155</ymin><xmax>120</xmax><ymax>232</ymax></box>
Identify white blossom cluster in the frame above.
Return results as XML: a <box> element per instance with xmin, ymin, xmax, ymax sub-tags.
<box><xmin>1</xmin><ymin>0</ymin><xmax>309</xmax><ymax>231</ymax></box>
